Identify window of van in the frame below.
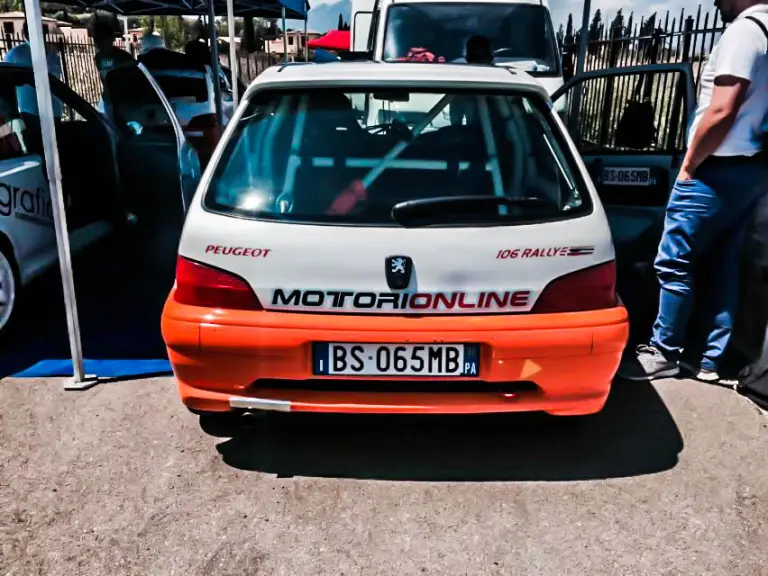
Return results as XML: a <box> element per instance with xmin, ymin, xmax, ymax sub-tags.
<box><xmin>382</xmin><ymin>3</ymin><xmax>559</xmax><ymax>76</ymax></box>
<box><xmin>152</xmin><ymin>72</ymin><xmax>209</xmax><ymax>103</ymax></box>
<box><xmin>204</xmin><ymin>88</ymin><xmax>590</xmax><ymax>226</ymax></box>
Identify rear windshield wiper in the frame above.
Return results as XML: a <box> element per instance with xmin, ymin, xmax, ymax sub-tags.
<box><xmin>391</xmin><ymin>195</ymin><xmax>556</xmax><ymax>226</ymax></box>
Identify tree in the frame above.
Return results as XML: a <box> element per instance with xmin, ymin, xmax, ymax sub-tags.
<box><xmin>588</xmin><ymin>9</ymin><xmax>603</xmax><ymax>42</ymax></box>
<box><xmin>556</xmin><ymin>24</ymin><xmax>565</xmax><ymax>49</ymax></box>
<box><xmin>640</xmin><ymin>12</ymin><xmax>657</xmax><ymax>36</ymax></box>
<box><xmin>565</xmin><ymin>14</ymin><xmax>574</xmax><ymax>39</ymax></box>
<box><xmin>338</xmin><ymin>13</ymin><xmax>344</xmax><ymax>30</ymax></box>
<box><xmin>610</xmin><ymin>8</ymin><xmax>624</xmax><ymax>35</ymax></box>
<box><xmin>638</xmin><ymin>13</ymin><xmax>658</xmax><ymax>61</ymax></box>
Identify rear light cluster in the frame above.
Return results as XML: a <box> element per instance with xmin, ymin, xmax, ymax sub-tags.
<box><xmin>173</xmin><ymin>257</ymin><xmax>617</xmax><ymax>314</ymax></box>
<box><xmin>174</xmin><ymin>257</ymin><xmax>263</xmax><ymax>310</ymax></box>
<box><xmin>532</xmin><ymin>261</ymin><xmax>618</xmax><ymax>314</ymax></box>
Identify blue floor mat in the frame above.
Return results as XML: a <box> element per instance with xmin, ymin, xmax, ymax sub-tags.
<box><xmin>12</xmin><ymin>359</ymin><xmax>172</xmax><ymax>378</ymax></box>
<box><xmin>0</xmin><ymin>228</ymin><xmax>180</xmax><ymax>380</ymax></box>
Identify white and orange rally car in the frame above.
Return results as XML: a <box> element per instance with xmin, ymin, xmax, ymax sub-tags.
<box><xmin>161</xmin><ymin>62</ymin><xmax>629</xmax><ymax>416</ymax></box>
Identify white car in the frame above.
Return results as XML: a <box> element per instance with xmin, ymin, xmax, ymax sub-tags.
<box><xmin>0</xmin><ymin>62</ymin><xmax>200</xmax><ymax>335</ymax></box>
<box><xmin>137</xmin><ymin>48</ymin><xmax>235</xmax><ymax>166</ymax></box>
<box><xmin>162</xmin><ymin>62</ymin><xmax>630</xmax><ymax>418</ymax></box>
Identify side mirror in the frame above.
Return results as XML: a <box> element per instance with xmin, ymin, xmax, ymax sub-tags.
<box><xmin>126</xmin><ymin>121</ymin><xmax>144</xmax><ymax>136</ymax></box>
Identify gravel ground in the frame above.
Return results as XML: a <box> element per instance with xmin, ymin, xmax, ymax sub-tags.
<box><xmin>1</xmin><ymin>376</ymin><xmax>767</xmax><ymax>576</ymax></box>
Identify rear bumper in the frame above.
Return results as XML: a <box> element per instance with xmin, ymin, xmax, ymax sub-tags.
<box><xmin>162</xmin><ymin>293</ymin><xmax>629</xmax><ymax>415</ymax></box>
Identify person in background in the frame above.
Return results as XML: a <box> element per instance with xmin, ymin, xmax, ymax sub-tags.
<box><xmin>450</xmin><ymin>35</ymin><xmax>494</xmax><ymax>126</ymax></box>
<box><xmin>92</xmin><ymin>17</ymin><xmax>134</xmax><ymax>80</ymax></box>
<box><xmin>3</xmin><ymin>21</ymin><xmax>63</xmax><ymax>119</ymax></box>
<box><xmin>184</xmin><ymin>20</ymin><xmax>211</xmax><ymax>67</ymax></box>
<box><xmin>464</xmin><ymin>34</ymin><xmax>493</xmax><ymax>65</ymax></box>
<box><xmin>138</xmin><ymin>31</ymin><xmax>166</xmax><ymax>56</ymax></box>
<box><xmin>619</xmin><ymin>0</ymin><xmax>768</xmax><ymax>383</ymax></box>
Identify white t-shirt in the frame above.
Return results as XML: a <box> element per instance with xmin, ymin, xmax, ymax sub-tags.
<box><xmin>687</xmin><ymin>5</ymin><xmax>768</xmax><ymax>156</ymax></box>
<box><xmin>3</xmin><ymin>42</ymin><xmax>63</xmax><ymax>118</ymax></box>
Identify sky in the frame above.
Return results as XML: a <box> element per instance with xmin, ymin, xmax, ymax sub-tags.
<box><xmin>545</xmin><ymin>0</ymin><xmax>717</xmax><ymax>32</ymax></box>
<box><xmin>305</xmin><ymin>0</ymin><xmax>719</xmax><ymax>32</ymax></box>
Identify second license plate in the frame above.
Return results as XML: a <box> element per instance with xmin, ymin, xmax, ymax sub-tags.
<box><xmin>314</xmin><ymin>343</ymin><xmax>480</xmax><ymax>377</ymax></box>
<box><xmin>602</xmin><ymin>167</ymin><xmax>651</xmax><ymax>186</ymax></box>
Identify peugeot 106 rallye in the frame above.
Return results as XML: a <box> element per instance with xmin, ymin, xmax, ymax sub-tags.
<box><xmin>161</xmin><ymin>62</ymin><xmax>629</xmax><ymax>416</ymax></box>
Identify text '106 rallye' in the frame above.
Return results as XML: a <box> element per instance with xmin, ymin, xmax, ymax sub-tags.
<box><xmin>161</xmin><ymin>62</ymin><xmax>629</xmax><ymax>417</ymax></box>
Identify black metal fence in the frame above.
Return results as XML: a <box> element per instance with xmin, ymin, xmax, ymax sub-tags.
<box><xmin>560</xmin><ymin>6</ymin><xmax>725</xmax><ymax>90</ymax></box>
<box><xmin>218</xmin><ymin>50</ymin><xmax>285</xmax><ymax>85</ymax></box>
<box><xmin>0</xmin><ymin>33</ymin><xmax>138</xmax><ymax>105</ymax></box>
<box><xmin>557</xmin><ymin>6</ymin><xmax>726</xmax><ymax>154</ymax></box>
<box><xmin>0</xmin><ymin>33</ymin><xmax>283</xmax><ymax>106</ymax></box>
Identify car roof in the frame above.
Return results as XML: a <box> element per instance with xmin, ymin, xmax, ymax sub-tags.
<box><xmin>245</xmin><ymin>62</ymin><xmax>550</xmax><ymax>100</ymax></box>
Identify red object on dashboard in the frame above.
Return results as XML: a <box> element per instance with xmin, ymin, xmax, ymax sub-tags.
<box><xmin>395</xmin><ymin>48</ymin><xmax>446</xmax><ymax>63</ymax></box>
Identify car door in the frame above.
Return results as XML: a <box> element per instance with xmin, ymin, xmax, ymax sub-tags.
<box><xmin>551</xmin><ymin>63</ymin><xmax>696</xmax><ymax>267</ymax></box>
<box><xmin>102</xmin><ymin>62</ymin><xmax>201</xmax><ymax>232</ymax></box>
<box><xmin>48</xmin><ymin>74</ymin><xmax>123</xmax><ymax>241</ymax></box>
<box><xmin>0</xmin><ymin>66</ymin><xmax>56</xmax><ymax>285</ymax></box>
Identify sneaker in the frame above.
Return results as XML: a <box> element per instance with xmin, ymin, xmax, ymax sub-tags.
<box><xmin>696</xmin><ymin>368</ymin><xmax>720</xmax><ymax>383</ymax></box>
<box><xmin>617</xmin><ymin>345</ymin><xmax>681</xmax><ymax>381</ymax></box>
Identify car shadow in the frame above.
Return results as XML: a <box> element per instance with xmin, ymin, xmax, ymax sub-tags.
<box><xmin>211</xmin><ymin>379</ymin><xmax>683</xmax><ymax>482</ymax></box>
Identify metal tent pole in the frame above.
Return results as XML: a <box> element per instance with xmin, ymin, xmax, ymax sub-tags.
<box><xmin>208</xmin><ymin>0</ymin><xmax>224</xmax><ymax>127</ymax></box>
<box><xmin>566</xmin><ymin>0</ymin><xmax>591</xmax><ymax>137</ymax></box>
<box><xmin>282</xmin><ymin>6</ymin><xmax>288</xmax><ymax>62</ymax></box>
<box><xmin>576</xmin><ymin>0</ymin><xmax>590</xmax><ymax>74</ymax></box>
<box><xmin>226</xmin><ymin>0</ymin><xmax>239</xmax><ymax>106</ymax></box>
<box><xmin>23</xmin><ymin>0</ymin><xmax>88</xmax><ymax>388</ymax></box>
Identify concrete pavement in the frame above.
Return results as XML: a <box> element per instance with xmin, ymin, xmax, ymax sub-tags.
<box><xmin>1</xmin><ymin>376</ymin><xmax>766</xmax><ymax>575</ymax></box>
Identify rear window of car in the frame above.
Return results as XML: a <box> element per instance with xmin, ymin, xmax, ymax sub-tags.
<box><xmin>152</xmin><ymin>73</ymin><xmax>208</xmax><ymax>103</ymax></box>
<box><xmin>203</xmin><ymin>87</ymin><xmax>592</xmax><ymax>226</ymax></box>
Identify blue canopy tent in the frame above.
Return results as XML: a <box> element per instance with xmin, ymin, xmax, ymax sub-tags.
<box><xmin>20</xmin><ymin>0</ymin><xmax>307</xmax><ymax>387</ymax></box>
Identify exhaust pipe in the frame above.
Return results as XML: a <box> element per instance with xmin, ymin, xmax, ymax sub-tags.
<box><xmin>240</xmin><ymin>410</ymin><xmax>262</xmax><ymax>427</ymax></box>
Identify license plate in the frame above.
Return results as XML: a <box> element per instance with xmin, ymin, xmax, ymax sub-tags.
<box><xmin>313</xmin><ymin>343</ymin><xmax>480</xmax><ymax>377</ymax></box>
<box><xmin>602</xmin><ymin>167</ymin><xmax>651</xmax><ymax>186</ymax></box>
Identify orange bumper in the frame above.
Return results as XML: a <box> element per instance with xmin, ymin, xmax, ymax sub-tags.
<box><xmin>161</xmin><ymin>292</ymin><xmax>629</xmax><ymax>416</ymax></box>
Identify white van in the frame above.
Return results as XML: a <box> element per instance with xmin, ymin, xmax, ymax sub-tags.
<box><xmin>351</xmin><ymin>0</ymin><xmax>563</xmax><ymax>94</ymax></box>
<box><xmin>350</xmin><ymin>0</ymin><xmax>565</xmax><ymax>129</ymax></box>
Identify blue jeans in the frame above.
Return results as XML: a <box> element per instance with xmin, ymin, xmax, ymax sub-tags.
<box><xmin>651</xmin><ymin>156</ymin><xmax>768</xmax><ymax>371</ymax></box>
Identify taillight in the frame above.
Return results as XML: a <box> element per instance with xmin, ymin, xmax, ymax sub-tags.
<box><xmin>174</xmin><ymin>257</ymin><xmax>263</xmax><ymax>310</ymax></box>
<box><xmin>532</xmin><ymin>261</ymin><xmax>618</xmax><ymax>313</ymax></box>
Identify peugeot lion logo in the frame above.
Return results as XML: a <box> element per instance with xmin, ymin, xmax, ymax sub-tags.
<box><xmin>385</xmin><ymin>255</ymin><xmax>412</xmax><ymax>290</ymax></box>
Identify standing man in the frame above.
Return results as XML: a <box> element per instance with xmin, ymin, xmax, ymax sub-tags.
<box><xmin>450</xmin><ymin>35</ymin><xmax>494</xmax><ymax>126</ymax></box>
<box><xmin>92</xmin><ymin>17</ymin><xmax>134</xmax><ymax>80</ymax></box>
<box><xmin>184</xmin><ymin>20</ymin><xmax>211</xmax><ymax>68</ymax></box>
<box><xmin>620</xmin><ymin>0</ymin><xmax>768</xmax><ymax>383</ymax></box>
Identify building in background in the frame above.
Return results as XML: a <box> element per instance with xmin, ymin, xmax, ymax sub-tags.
<box><xmin>266</xmin><ymin>29</ymin><xmax>322</xmax><ymax>57</ymax></box>
<box><xmin>0</xmin><ymin>10</ymin><xmax>63</xmax><ymax>38</ymax></box>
